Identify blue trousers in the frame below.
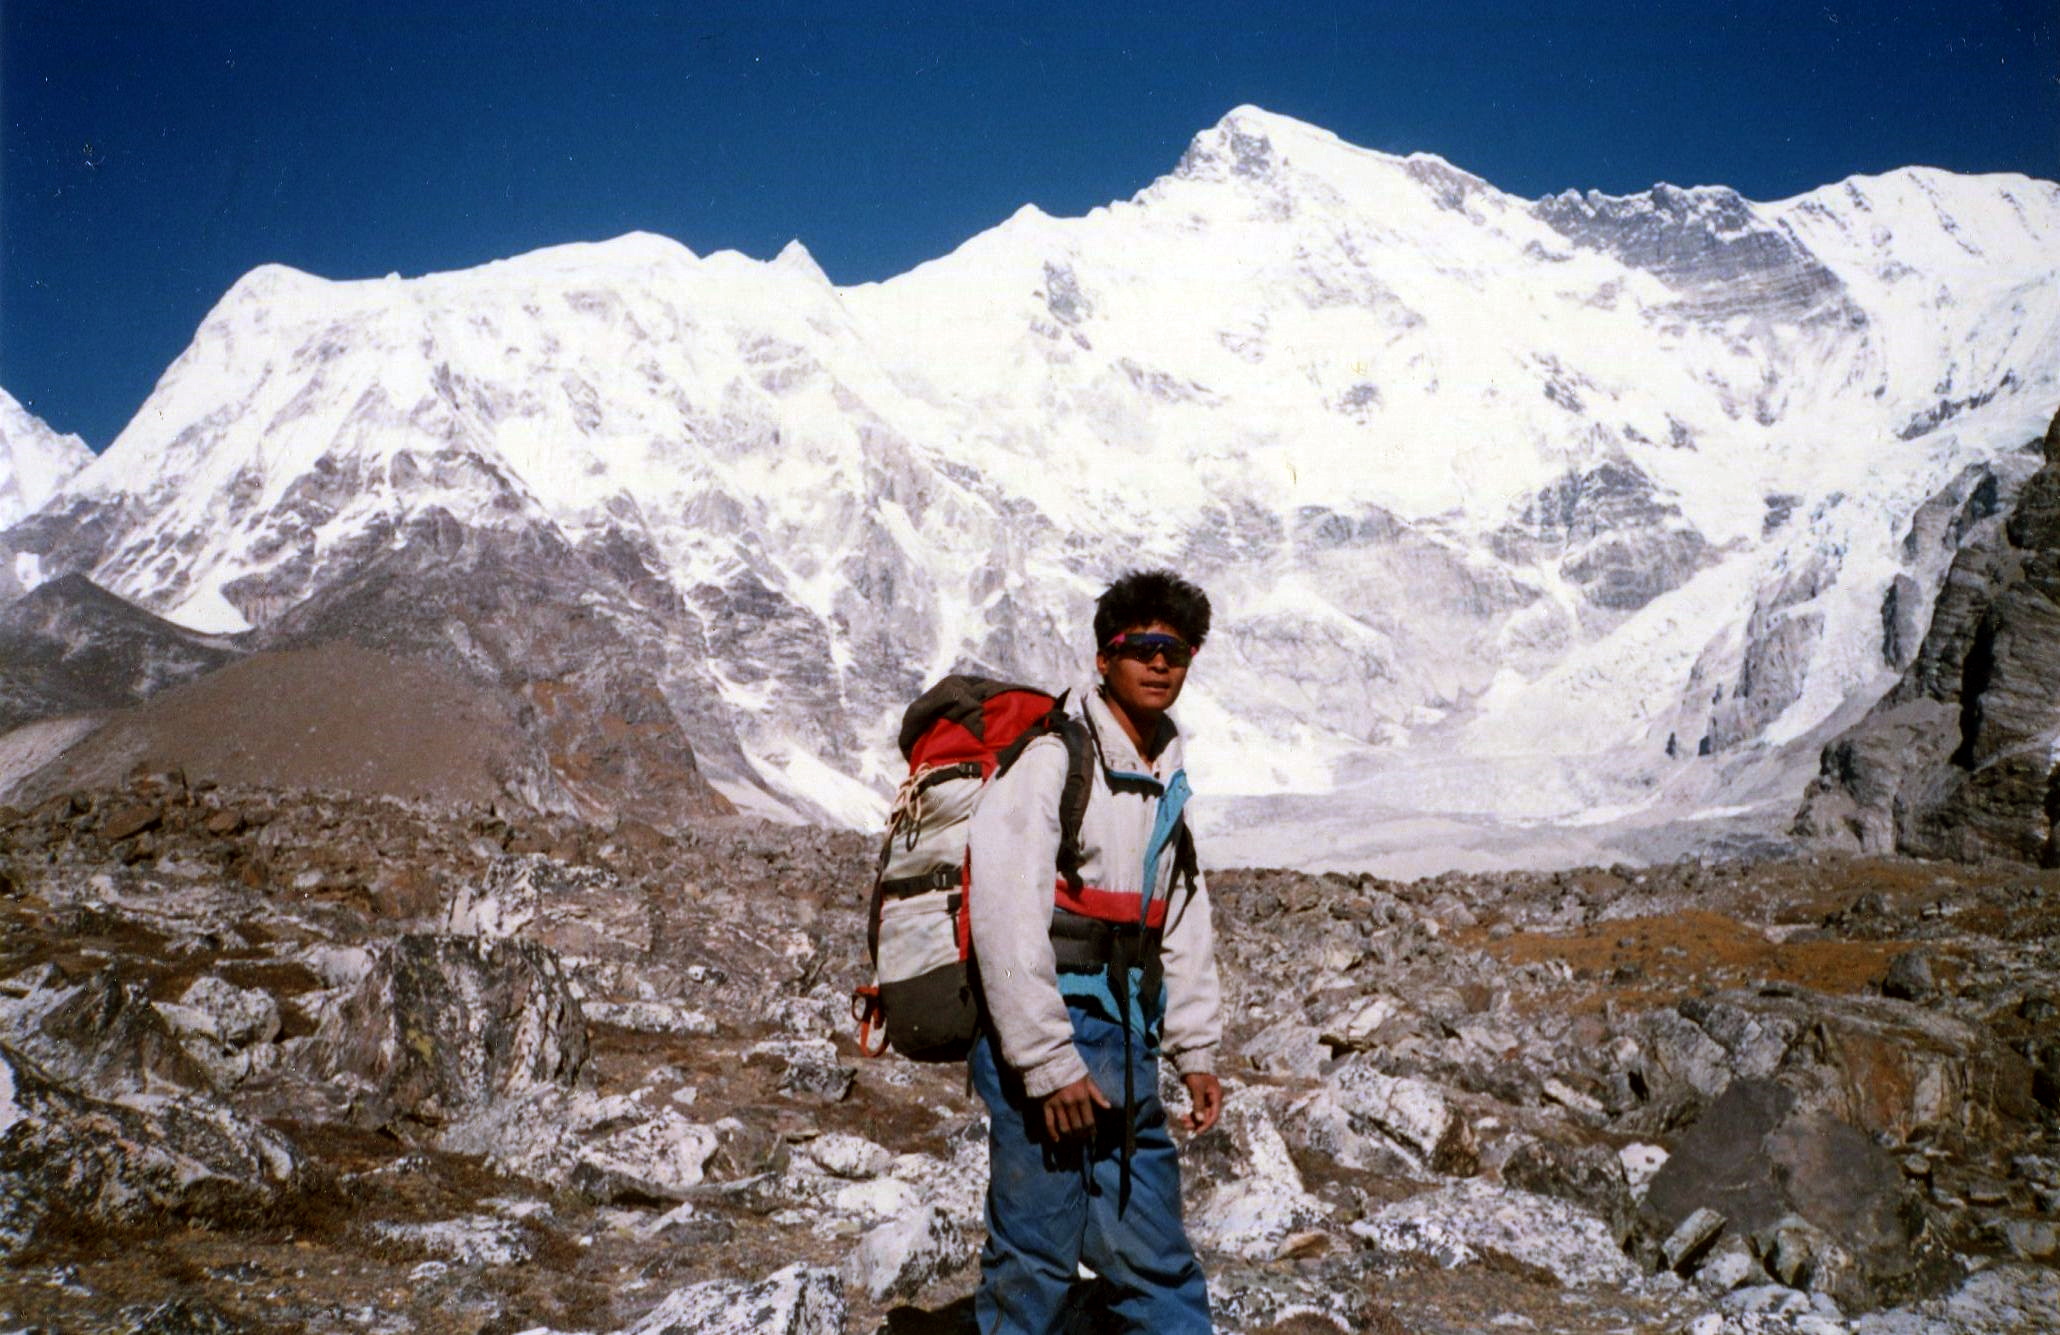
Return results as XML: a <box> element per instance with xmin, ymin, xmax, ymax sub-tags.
<box><xmin>969</xmin><ymin>1009</ymin><xmax>1212</xmax><ymax>1334</ymax></box>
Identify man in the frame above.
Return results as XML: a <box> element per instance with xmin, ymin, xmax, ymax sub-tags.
<box><xmin>967</xmin><ymin>568</ymin><xmax>1223</xmax><ymax>1334</ymax></box>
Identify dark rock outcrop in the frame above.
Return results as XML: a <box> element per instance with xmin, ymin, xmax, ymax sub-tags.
<box><xmin>1638</xmin><ymin>1078</ymin><xmax>1956</xmax><ymax>1310</ymax></box>
<box><xmin>1493</xmin><ymin>459</ymin><xmax>1712</xmax><ymax>612</ymax></box>
<box><xmin>1533</xmin><ymin>182</ymin><xmax>1859</xmax><ymax>328</ymax></box>
<box><xmin>1798</xmin><ymin>406</ymin><xmax>2060</xmax><ymax>863</ymax></box>
<box><xmin>0</xmin><ymin>574</ymin><xmax>239</xmax><ymax>732</ymax></box>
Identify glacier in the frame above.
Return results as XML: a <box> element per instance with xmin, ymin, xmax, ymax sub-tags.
<box><xmin>2</xmin><ymin>106</ymin><xmax>2057</xmax><ymax>874</ymax></box>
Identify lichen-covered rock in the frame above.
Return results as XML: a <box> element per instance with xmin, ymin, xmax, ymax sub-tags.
<box><xmin>441</xmin><ymin>1086</ymin><xmax>721</xmax><ymax>1203</ymax></box>
<box><xmin>1501</xmin><ymin>1137</ymin><xmax>1637</xmax><ymax>1247</ymax></box>
<box><xmin>796</xmin><ymin>1131</ymin><xmax>893</xmax><ymax>1180</ymax></box>
<box><xmin>1184</xmin><ymin>1094</ymin><xmax>1334</xmax><ymax>1259</ymax></box>
<box><xmin>154</xmin><ymin>975</ymin><xmax>284</xmax><ymax>1089</ymax></box>
<box><xmin>744</xmin><ymin>1038</ymin><xmax>853</xmax><ymax>1104</ymax></box>
<box><xmin>571</xmin><ymin>1111</ymin><xmax>724</xmax><ymax>1203</ymax></box>
<box><xmin>0</xmin><ymin>968</ymin><xmax>211</xmax><ymax>1095</ymax></box>
<box><xmin>615</xmin><ymin>1263</ymin><xmax>845</xmax><ymax>1335</ymax></box>
<box><xmin>310</xmin><ymin>932</ymin><xmax>588</xmax><ymax>1133</ymax></box>
<box><xmin>585</xmin><ymin>999</ymin><xmax>717</xmax><ymax>1035</ymax></box>
<box><xmin>1350</xmin><ymin>1179</ymin><xmax>1641</xmax><ymax>1287</ymax></box>
<box><xmin>365</xmin><ymin>1214</ymin><xmax>532</xmax><ymax>1266</ymax></box>
<box><xmin>445</xmin><ymin>853</ymin><xmax>653</xmax><ymax>961</ymax></box>
<box><xmin>1239</xmin><ymin>1015</ymin><xmax>1325</xmax><ymax>1077</ymax></box>
<box><xmin>0</xmin><ymin>1044</ymin><xmax>308</xmax><ymax>1255</ymax></box>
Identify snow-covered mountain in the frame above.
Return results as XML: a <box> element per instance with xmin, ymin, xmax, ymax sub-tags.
<box><xmin>4</xmin><ymin>107</ymin><xmax>2057</xmax><ymax>871</ymax></box>
<box><xmin>0</xmin><ymin>389</ymin><xmax>92</xmax><ymax>548</ymax></box>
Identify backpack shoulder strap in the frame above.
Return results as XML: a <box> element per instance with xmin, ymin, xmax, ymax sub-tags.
<box><xmin>1053</xmin><ymin>716</ymin><xmax>1094</xmax><ymax>895</ymax></box>
<box><xmin>1171</xmin><ymin>818</ymin><xmax>1200</xmax><ymax>902</ymax></box>
<box><xmin>991</xmin><ymin>694</ymin><xmax>1095</xmax><ymax>894</ymax></box>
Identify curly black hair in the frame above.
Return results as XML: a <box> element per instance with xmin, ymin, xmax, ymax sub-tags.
<box><xmin>1093</xmin><ymin>569</ymin><xmax>1212</xmax><ymax>650</ymax></box>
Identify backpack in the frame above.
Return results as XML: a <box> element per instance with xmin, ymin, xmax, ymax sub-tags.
<box><xmin>852</xmin><ymin>675</ymin><xmax>1094</xmax><ymax>1061</ymax></box>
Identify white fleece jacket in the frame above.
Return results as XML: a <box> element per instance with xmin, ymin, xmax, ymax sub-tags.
<box><xmin>967</xmin><ymin>683</ymin><xmax>1223</xmax><ymax>1098</ymax></box>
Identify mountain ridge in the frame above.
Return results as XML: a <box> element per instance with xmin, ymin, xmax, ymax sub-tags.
<box><xmin>3</xmin><ymin>106</ymin><xmax>2056</xmax><ymax>868</ymax></box>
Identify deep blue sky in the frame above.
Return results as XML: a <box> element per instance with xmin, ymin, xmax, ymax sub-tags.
<box><xmin>4</xmin><ymin>2</ymin><xmax>2055</xmax><ymax>449</ymax></box>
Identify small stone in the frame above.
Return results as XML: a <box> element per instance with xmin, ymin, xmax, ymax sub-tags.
<box><xmin>2003</xmin><ymin>1218</ymin><xmax>2059</xmax><ymax>1260</ymax></box>
<box><xmin>1693</xmin><ymin>1238</ymin><xmax>1760</xmax><ymax>1296</ymax></box>
<box><xmin>1756</xmin><ymin>1215</ymin><xmax>1816</xmax><ymax>1288</ymax></box>
<box><xmin>1540</xmin><ymin>1077</ymin><xmax>1604</xmax><ymax>1118</ymax></box>
<box><xmin>1967</xmin><ymin>1181</ymin><xmax>2013</xmax><ymax>1206</ymax></box>
<box><xmin>1618</xmin><ymin>1143</ymin><xmax>1668</xmax><ymax>1199</ymax></box>
<box><xmin>1661</xmin><ymin>1206</ymin><xmax>1726</xmax><ymax>1273</ymax></box>
<box><xmin>99</xmin><ymin>803</ymin><xmax>163</xmax><ymax>843</ymax></box>
<box><xmin>203</xmin><ymin>810</ymin><xmax>246</xmax><ymax>837</ymax></box>
<box><xmin>1881</xmin><ymin>950</ymin><xmax>1934</xmax><ymax>1001</ymax></box>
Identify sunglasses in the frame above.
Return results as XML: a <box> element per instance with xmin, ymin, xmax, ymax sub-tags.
<box><xmin>1103</xmin><ymin>632</ymin><xmax>1194</xmax><ymax>668</ymax></box>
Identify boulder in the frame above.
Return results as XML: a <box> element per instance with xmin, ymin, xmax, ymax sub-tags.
<box><xmin>363</xmin><ymin>1214</ymin><xmax>532</xmax><ymax>1266</ymax></box>
<box><xmin>441</xmin><ymin>1086</ymin><xmax>722</xmax><ymax>1203</ymax></box>
<box><xmin>585</xmin><ymin>1000</ymin><xmax>718</xmax><ymax>1036</ymax></box>
<box><xmin>0</xmin><ymin>1044</ymin><xmax>308</xmax><ymax>1256</ymax></box>
<box><xmin>842</xmin><ymin>1203</ymin><xmax>967</xmax><ymax>1302</ymax></box>
<box><xmin>170</xmin><ymin>976</ymin><xmax>282</xmax><ymax>1048</ymax></box>
<box><xmin>571</xmin><ymin>1111</ymin><xmax>724</xmax><ymax>1204</ymax></box>
<box><xmin>1241</xmin><ymin>1015</ymin><xmax>1326</xmax><ymax>1077</ymax></box>
<box><xmin>1632</xmin><ymin>987</ymin><xmax>2035</xmax><ymax>1145</ymax></box>
<box><xmin>154</xmin><ymin>975</ymin><xmax>284</xmax><ymax>1088</ymax></box>
<box><xmin>744</xmin><ymin>1038</ymin><xmax>853</xmax><ymax>1104</ymax></box>
<box><xmin>1327</xmin><ymin>1061</ymin><xmax>1476</xmax><ymax>1174</ymax></box>
<box><xmin>1640</xmin><ymin>1078</ymin><xmax>1957</xmax><ymax>1310</ymax></box>
<box><xmin>0</xmin><ymin>968</ymin><xmax>211</xmax><ymax>1095</ymax></box>
<box><xmin>445</xmin><ymin>853</ymin><xmax>651</xmax><ymax>958</ymax></box>
<box><xmin>1184</xmin><ymin>1094</ymin><xmax>1333</xmax><ymax>1259</ymax></box>
<box><xmin>1881</xmin><ymin>949</ymin><xmax>1935</xmax><ymax>1001</ymax></box>
<box><xmin>1501</xmin><ymin>1138</ymin><xmax>1637</xmax><ymax>1246</ymax></box>
<box><xmin>796</xmin><ymin>1131</ymin><xmax>893</xmax><ymax>1180</ymax></box>
<box><xmin>311</xmin><ymin>933</ymin><xmax>588</xmax><ymax>1133</ymax></box>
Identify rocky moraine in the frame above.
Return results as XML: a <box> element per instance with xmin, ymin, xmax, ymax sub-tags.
<box><xmin>0</xmin><ymin>776</ymin><xmax>2054</xmax><ymax>1334</ymax></box>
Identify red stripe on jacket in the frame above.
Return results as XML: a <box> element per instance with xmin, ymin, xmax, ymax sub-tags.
<box><xmin>1053</xmin><ymin>879</ymin><xmax>1168</xmax><ymax>929</ymax></box>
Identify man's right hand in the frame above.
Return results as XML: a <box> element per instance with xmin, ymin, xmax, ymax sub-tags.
<box><xmin>1040</xmin><ymin>1074</ymin><xmax>1111</xmax><ymax>1141</ymax></box>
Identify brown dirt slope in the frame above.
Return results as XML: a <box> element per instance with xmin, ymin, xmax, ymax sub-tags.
<box><xmin>10</xmin><ymin>644</ymin><xmax>535</xmax><ymax>807</ymax></box>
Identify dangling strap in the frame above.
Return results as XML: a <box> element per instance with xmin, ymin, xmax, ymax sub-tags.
<box><xmin>850</xmin><ymin>986</ymin><xmax>888</xmax><ymax>1058</ymax></box>
<box><xmin>1108</xmin><ymin>927</ymin><xmax>1144</xmax><ymax>1215</ymax></box>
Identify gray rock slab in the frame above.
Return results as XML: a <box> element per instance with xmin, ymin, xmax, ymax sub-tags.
<box><xmin>1350</xmin><ymin>1180</ymin><xmax>1641</xmax><ymax>1287</ymax></box>
<box><xmin>1662</xmin><ymin>1206</ymin><xmax>1728</xmax><ymax>1273</ymax></box>
<box><xmin>841</xmin><ymin>1203</ymin><xmax>967</xmax><ymax>1303</ymax></box>
<box><xmin>615</xmin><ymin>1263</ymin><xmax>844</xmax><ymax>1335</ymax></box>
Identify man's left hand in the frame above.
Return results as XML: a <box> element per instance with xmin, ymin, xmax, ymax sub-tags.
<box><xmin>1179</xmin><ymin>1072</ymin><xmax>1222</xmax><ymax>1134</ymax></box>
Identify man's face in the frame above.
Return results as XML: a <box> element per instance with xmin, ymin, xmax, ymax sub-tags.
<box><xmin>1096</xmin><ymin>620</ymin><xmax>1193</xmax><ymax>720</ymax></box>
